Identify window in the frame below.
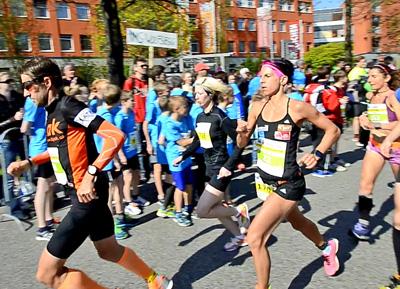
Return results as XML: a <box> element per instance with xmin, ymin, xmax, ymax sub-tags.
<box><xmin>225</xmin><ymin>0</ymin><xmax>233</xmax><ymax>6</ymax></box>
<box><xmin>34</xmin><ymin>0</ymin><xmax>49</xmax><ymax>18</ymax></box>
<box><xmin>271</xmin><ymin>20</ymin><xmax>276</xmax><ymax>32</ymax></box>
<box><xmin>228</xmin><ymin>41</ymin><xmax>235</xmax><ymax>53</ymax></box>
<box><xmin>306</xmin><ymin>42</ymin><xmax>312</xmax><ymax>51</ymax></box>
<box><xmin>279</xmin><ymin>0</ymin><xmax>293</xmax><ymax>11</ymax></box>
<box><xmin>248</xmin><ymin>19</ymin><xmax>256</xmax><ymax>31</ymax></box>
<box><xmin>237</xmin><ymin>0</ymin><xmax>254</xmax><ymax>7</ymax></box>
<box><xmin>372</xmin><ymin>15</ymin><xmax>380</xmax><ymax>26</ymax></box>
<box><xmin>271</xmin><ymin>41</ymin><xmax>276</xmax><ymax>53</ymax></box>
<box><xmin>249</xmin><ymin>41</ymin><xmax>257</xmax><ymax>53</ymax></box>
<box><xmin>259</xmin><ymin>0</ymin><xmax>275</xmax><ymax>10</ymax></box>
<box><xmin>0</xmin><ymin>33</ymin><xmax>7</xmax><ymax>51</ymax></box>
<box><xmin>76</xmin><ymin>4</ymin><xmax>90</xmax><ymax>20</ymax></box>
<box><xmin>372</xmin><ymin>1</ymin><xmax>381</xmax><ymax>13</ymax></box>
<box><xmin>306</xmin><ymin>23</ymin><xmax>312</xmax><ymax>33</ymax></box>
<box><xmin>80</xmin><ymin>35</ymin><xmax>92</xmax><ymax>51</ymax></box>
<box><xmin>10</xmin><ymin>2</ymin><xmax>26</xmax><ymax>17</ymax></box>
<box><xmin>372</xmin><ymin>36</ymin><xmax>380</xmax><ymax>52</ymax></box>
<box><xmin>239</xmin><ymin>41</ymin><xmax>246</xmax><ymax>53</ymax></box>
<box><xmin>190</xmin><ymin>41</ymin><xmax>199</xmax><ymax>53</ymax></box>
<box><xmin>189</xmin><ymin>15</ymin><xmax>197</xmax><ymax>25</ymax></box>
<box><xmin>60</xmin><ymin>34</ymin><xmax>73</xmax><ymax>51</ymax></box>
<box><xmin>38</xmin><ymin>34</ymin><xmax>53</xmax><ymax>51</ymax></box>
<box><xmin>279</xmin><ymin>20</ymin><xmax>286</xmax><ymax>32</ymax></box>
<box><xmin>57</xmin><ymin>2</ymin><xmax>70</xmax><ymax>19</ymax></box>
<box><xmin>16</xmin><ymin>33</ymin><xmax>30</xmax><ymax>52</ymax></box>
<box><xmin>238</xmin><ymin>19</ymin><xmax>246</xmax><ymax>31</ymax></box>
<box><xmin>299</xmin><ymin>2</ymin><xmax>312</xmax><ymax>13</ymax></box>
<box><xmin>227</xmin><ymin>18</ymin><xmax>234</xmax><ymax>30</ymax></box>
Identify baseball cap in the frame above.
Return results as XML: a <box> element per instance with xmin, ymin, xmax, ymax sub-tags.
<box><xmin>194</xmin><ymin>63</ymin><xmax>210</xmax><ymax>73</ymax></box>
<box><xmin>239</xmin><ymin>67</ymin><xmax>250</xmax><ymax>76</ymax></box>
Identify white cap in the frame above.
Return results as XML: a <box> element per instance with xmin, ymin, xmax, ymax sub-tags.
<box><xmin>240</xmin><ymin>67</ymin><xmax>250</xmax><ymax>76</ymax></box>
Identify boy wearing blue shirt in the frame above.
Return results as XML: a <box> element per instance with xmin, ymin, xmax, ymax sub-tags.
<box><xmin>94</xmin><ymin>84</ymin><xmax>135</xmax><ymax>240</ymax></box>
<box><xmin>114</xmin><ymin>92</ymin><xmax>145</xmax><ymax>218</ymax></box>
<box><xmin>162</xmin><ymin>96</ymin><xmax>194</xmax><ymax>227</ymax></box>
<box><xmin>21</xmin><ymin>96</ymin><xmax>55</xmax><ymax>241</ymax></box>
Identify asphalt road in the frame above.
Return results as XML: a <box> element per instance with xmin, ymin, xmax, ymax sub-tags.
<box><xmin>0</xmin><ymin>127</ymin><xmax>396</xmax><ymax>289</ymax></box>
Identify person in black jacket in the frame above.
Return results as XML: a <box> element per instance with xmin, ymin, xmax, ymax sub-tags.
<box><xmin>0</xmin><ymin>72</ymin><xmax>27</xmax><ymax>219</ymax></box>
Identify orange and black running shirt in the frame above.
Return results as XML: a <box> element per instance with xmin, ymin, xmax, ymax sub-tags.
<box><xmin>45</xmin><ymin>95</ymin><xmax>104</xmax><ymax>190</ymax></box>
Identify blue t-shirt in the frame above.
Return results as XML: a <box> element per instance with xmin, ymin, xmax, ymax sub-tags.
<box><xmin>94</xmin><ymin>106</ymin><xmax>119</xmax><ymax>171</ymax></box>
<box><xmin>156</xmin><ymin>113</ymin><xmax>169</xmax><ymax>165</ymax></box>
<box><xmin>88</xmin><ymin>98</ymin><xmax>98</xmax><ymax>113</ymax></box>
<box><xmin>292</xmin><ymin>68</ymin><xmax>306</xmax><ymax>86</ymax></box>
<box><xmin>289</xmin><ymin>91</ymin><xmax>304</xmax><ymax>101</ymax></box>
<box><xmin>189</xmin><ymin>103</ymin><xmax>204</xmax><ymax>154</ymax></box>
<box><xmin>163</xmin><ymin>115</ymin><xmax>193</xmax><ymax>172</ymax></box>
<box><xmin>145</xmin><ymin>100</ymin><xmax>162</xmax><ymax>149</ymax></box>
<box><xmin>247</xmin><ymin>76</ymin><xmax>260</xmax><ymax>99</ymax></box>
<box><xmin>23</xmin><ymin>97</ymin><xmax>47</xmax><ymax>157</ymax></box>
<box><xmin>146</xmin><ymin>88</ymin><xmax>158</xmax><ymax>111</ymax></box>
<box><xmin>396</xmin><ymin>88</ymin><xmax>400</xmax><ymax>102</ymax></box>
<box><xmin>114</xmin><ymin>109</ymin><xmax>137</xmax><ymax>159</ymax></box>
<box><xmin>229</xmin><ymin>83</ymin><xmax>245</xmax><ymax>119</ymax></box>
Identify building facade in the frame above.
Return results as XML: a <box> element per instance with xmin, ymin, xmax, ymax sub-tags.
<box><xmin>0</xmin><ymin>0</ymin><xmax>98</xmax><ymax>59</ymax></box>
<box><xmin>313</xmin><ymin>8</ymin><xmax>344</xmax><ymax>46</ymax></box>
<box><xmin>187</xmin><ymin>0</ymin><xmax>314</xmax><ymax>60</ymax></box>
<box><xmin>352</xmin><ymin>1</ymin><xmax>400</xmax><ymax>55</ymax></box>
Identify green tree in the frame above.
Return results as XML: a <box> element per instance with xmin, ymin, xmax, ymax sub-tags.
<box><xmin>304</xmin><ymin>43</ymin><xmax>346</xmax><ymax>70</ymax></box>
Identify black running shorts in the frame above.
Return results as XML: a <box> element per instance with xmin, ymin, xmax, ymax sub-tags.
<box><xmin>263</xmin><ymin>176</ymin><xmax>306</xmax><ymax>201</ymax></box>
<box><xmin>35</xmin><ymin>161</ymin><xmax>54</xmax><ymax>179</ymax></box>
<box><xmin>47</xmin><ymin>174</ymin><xmax>114</xmax><ymax>259</ymax></box>
<box><xmin>122</xmin><ymin>155</ymin><xmax>140</xmax><ymax>171</ymax></box>
<box><xmin>207</xmin><ymin>165</ymin><xmax>232</xmax><ymax>192</ymax></box>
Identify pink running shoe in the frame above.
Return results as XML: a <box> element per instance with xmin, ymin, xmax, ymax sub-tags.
<box><xmin>322</xmin><ymin>238</ymin><xmax>340</xmax><ymax>276</ymax></box>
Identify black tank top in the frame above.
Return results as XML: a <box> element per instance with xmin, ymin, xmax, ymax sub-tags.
<box><xmin>255</xmin><ymin>98</ymin><xmax>301</xmax><ymax>181</ymax></box>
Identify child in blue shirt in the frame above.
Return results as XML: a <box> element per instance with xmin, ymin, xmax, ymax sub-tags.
<box><xmin>94</xmin><ymin>84</ymin><xmax>135</xmax><ymax>240</ymax></box>
<box><xmin>162</xmin><ymin>96</ymin><xmax>194</xmax><ymax>227</ymax></box>
<box><xmin>114</xmin><ymin>91</ymin><xmax>145</xmax><ymax>219</ymax></box>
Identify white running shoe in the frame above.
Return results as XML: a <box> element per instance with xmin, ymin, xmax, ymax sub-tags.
<box><xmin>223</xmin><ymin>235</ymin><xmax>247</xmax><ymax>252</ymax></box>
<box><xmin>236</xmin><ymin>203</ymin><xmax>250</xmax><ymax>234</ymax></box>
<box><xmin>124</xmin><ymin>203</ymin><xmax>142</xmax><ymax>217</ymax></box>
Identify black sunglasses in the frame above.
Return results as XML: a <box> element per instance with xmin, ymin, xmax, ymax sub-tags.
<box><xmin>0</xmin><ymin>79</ymin><xmax>14</xmax><ymax>84</ymax></box>
<box><xmin>140</xmin><ymin>64</ymin><xmax>148</xmax><ymax>69</ymax></box>
<box><xmin>22</xmin><ymin>78</ymin><xmax>41</xmax><ymax>90</ymax></box>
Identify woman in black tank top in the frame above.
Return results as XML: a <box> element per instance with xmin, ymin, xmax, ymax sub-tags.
<box><xmin>236</xmin><ymin>59</ymin><xmax>341</xmax><ymax>288</ymax></box>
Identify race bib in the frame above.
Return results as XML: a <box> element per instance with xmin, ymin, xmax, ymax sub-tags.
<box><xmin>368</xmin><ymin>103</ymin><xmax>389</xmax><ymax>124</ymax></box>
<box><xmin>128</xmin><ymin>132</ymin><xmax>136</xmax><ymax>151</ymax></box>
<box><xmin>257</xmin><ymin>138</ymin><xmax>287</xmax><ymax>177</ymax></box>
<box><xmin>196</xmin><ymin>122</ymin><xmax>213</xmax><ymax>149</ymax></box>
<box><xmin>255</xmin><ymin>173</ymin><xmax>275</xmax><ymax>201</ymax></box>
<box><xmin>48</xmin><ymin>147</ymin><xmax>68</xmax><ymax>185</ymax></box>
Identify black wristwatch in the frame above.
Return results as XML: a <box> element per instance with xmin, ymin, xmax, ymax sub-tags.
<box><xmin>88</xmin><ymin>165</ymin><xmax>99</xmax><ymax>176</ymax></box>
<box><xmin>314</xmin><ymin>150</ymin><xmax>325</xmax><ymax>160</ymax></box>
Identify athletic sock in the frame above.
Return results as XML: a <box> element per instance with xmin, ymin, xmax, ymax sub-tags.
<box><xmin>117</xmin><ymin>247</ymin><xmax>155</xmax><ymax>280</ymax></box>
<box><xmin>393</xmin><ymin>227</ymin><xmax>400</xmax><ymax>274</ymax></box>
<box><xmin>317</xmin><ymin>241</ymin><xmax>328</xmax><ymax>251</ymax></box>
<box><xmin>58</xmin><ymin>268</ymin><xmax>107</xmax><ymax>289</ymax></box>
<box><xmin>358</xmin><ymin>195</ymin><xmax>373</xmax><ymax>223</ymax></box>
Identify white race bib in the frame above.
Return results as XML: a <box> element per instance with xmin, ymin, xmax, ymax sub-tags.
<box><xmin>368</xmin><ymin>103</ymin><xmax>389</xmax><ymax>124</ymax></box>
<box><xmin>257</xmin><ymin>138</ymin><xmax>287</xmax><ymax>177</ymax></box>
<box><xmin>196</xmin><ymin>122</ymin><xmax>213</xmax><ymax>149</ymax></box>
<box><xmin>255</xmin><ymin>173</ymin><xmax>275</xmax><ymax>201</ymax></box>
<box><xmin>48</xmin><ymin>147</ymin><xmax>68</xmax><ymax>185</ymax></box>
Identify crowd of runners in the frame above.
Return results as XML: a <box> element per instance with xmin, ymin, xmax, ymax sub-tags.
<box><xmin>1</xmin><ymin>53</ymin><xmax>400</xmax><ymax>289</ymax></box>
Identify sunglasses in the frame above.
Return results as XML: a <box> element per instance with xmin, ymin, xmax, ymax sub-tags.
<box><xmin>22</xmin><ymin>78</ymin><xmax>41</xmax><ymax>90</ymax></box>
<box><xmin>0</xmin><ymin>79</ymin><xmax>14</xmax><ymax>84</ymax></box>
<box><xmin>140</xmin><ymin>64</ymin><xmax>148</xmax><ymax>69</ymax></box>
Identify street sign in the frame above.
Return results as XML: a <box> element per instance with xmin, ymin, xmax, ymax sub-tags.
<box><xmin>126</xmin><ymin>28</ymin><xmax>178</xmax><ymax>49</ymax></box>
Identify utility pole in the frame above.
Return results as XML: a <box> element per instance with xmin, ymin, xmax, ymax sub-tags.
<box><xmin>344</xmin><ymin>0</ymin><xmax>353</xmax><ymax>65</ymax></box>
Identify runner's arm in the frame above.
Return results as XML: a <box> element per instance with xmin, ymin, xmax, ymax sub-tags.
<box><xmin>236</xmin><ymin>100</ymin><xmax>263</xmax><ymax>148</ymax></box>
<box><xmin>222</xmin><ymin>118</ymin><xmax>244</xmax><ymax>171</ymax></box>
<box><xmin>180</xmin><ymin>130</ymin><xmax>200</xmax><ymax>160</ymax></box>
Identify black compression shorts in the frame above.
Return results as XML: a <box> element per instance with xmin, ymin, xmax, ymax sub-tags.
<box><xmin>47</xmin><ymin>174</ymin><xmax>114</xmax><ymax>259</ymax></box>
<box><xmin>263</xmin><ymin>176</ymin><xmax>306</xmax><ymax>201</ymax></box>
<box><xmin>206</xmin><ymin>165</ymin><xmax>232</xmax><ymax>192</ymax></box>
<box><xmin>122</xmin><ymin>155</ymin><xmax>140</xmax><ymax>171</ymax></box>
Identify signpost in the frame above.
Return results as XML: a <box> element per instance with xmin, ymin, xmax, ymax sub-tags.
<box><xmin>126</xmin><ymin>28</ymin><xmax>178</xmax><ymax>87</ymax></box>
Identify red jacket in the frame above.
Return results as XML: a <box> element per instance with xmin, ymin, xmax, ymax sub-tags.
<box><xmin>123</xmin><ymin>76</ymin><xmax>148</xmax><ymax>123</ymax></box>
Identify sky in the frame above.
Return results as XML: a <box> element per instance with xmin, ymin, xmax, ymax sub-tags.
<box><xmin>313</xmin><ymin>0</ymin><xmax>343</xmax><ymax>10</ymax></box>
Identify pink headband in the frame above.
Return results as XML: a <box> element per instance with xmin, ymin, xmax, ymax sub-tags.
<box><xmin>258</xmin><ymin>62</ymin><xmax>285</xmax><ymax>78</ymax></box>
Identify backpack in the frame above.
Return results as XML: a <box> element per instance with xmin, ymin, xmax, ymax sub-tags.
<box><xmin>303</xmin><ymin>83</ymin><xmax>336</xmax><ymax>114</ymax></box>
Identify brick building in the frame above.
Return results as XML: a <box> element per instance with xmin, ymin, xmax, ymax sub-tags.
<box><xmin>0</xmin><ymin>0</ymin><xmax>98</xmax><ymax>59</ymax></box>
<box><xmin>187</xmin><ymin>0</ymin><xmax>314</xmax><ymax>59</ymax></box>
<box><xmin>352</xmin><ymin>1</ymin><xmax>400</xmax><ymax>55</ymax></box>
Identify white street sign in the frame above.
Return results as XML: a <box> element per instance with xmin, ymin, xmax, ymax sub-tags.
<box><xmin>126</xmin><ymin>28</ymin><xmax>178</xmax><ymax>49</ymax></box>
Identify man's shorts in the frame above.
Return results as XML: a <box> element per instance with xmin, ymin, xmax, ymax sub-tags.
<box><xmin>171</xmin><ymin>166</ymin><xmax>193</xmax><ymax>191</ymax></box>
<box><xmin>35</xmin><ymin>161</ymin><xmax>54</xmax><ymax>179</ymax></box>
<box><xmin>122</xmin><ymin>155</ymin><xmax>140</xmax><ymax>171</ymax></box>
<box><xmin>47</xmin><ymin>174</ymin><xmax>114</xmax><ymax>259</ymax></box>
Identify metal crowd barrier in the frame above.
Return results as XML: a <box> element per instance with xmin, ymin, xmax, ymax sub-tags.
<box><xmin>0</xmin><ymin>127</ymin><xmax>34</xmax><ymax>231</ymax></box>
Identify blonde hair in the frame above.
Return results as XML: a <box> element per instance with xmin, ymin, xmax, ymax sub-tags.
<box><xmin>64</xmin><ymin>85</ymin><xmax>89</xmax><ymax>104</ymax></box>
<box><xmin>102</xmin><ymin>84</ymin><xmax>121</xmax><ymax>105</ymax></box>
<box><xmin>90</xmin><ymin>78</ymin><xmax>110</xmax><ymax>93</ymax></box>
<box><xmin>168</xmin><ymin>96</ymin><xmax>187</xmax><ymax>112</ymax></box>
